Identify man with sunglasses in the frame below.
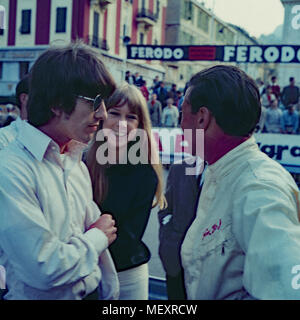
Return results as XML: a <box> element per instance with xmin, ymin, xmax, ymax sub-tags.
<box><xmin>0</xmin><ymin>42</ymin><xmax>119</xmax><ymax>300</ymax></box>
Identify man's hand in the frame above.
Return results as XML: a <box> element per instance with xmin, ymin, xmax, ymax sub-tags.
<box><xmin>89</xmin><ymin>214</ymin><xmax>117</xmax><ymax>245</ymax></box>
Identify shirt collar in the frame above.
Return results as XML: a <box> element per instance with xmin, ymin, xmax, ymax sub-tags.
<box><xmin>16</xmin><ymin>120</ymin><xmax>87</xmax><ymax>162</ymax></box>
<box><xmin>206</xmin><ymin>135</ymin><xmax>259</xmax><ymax>179</ymax></box>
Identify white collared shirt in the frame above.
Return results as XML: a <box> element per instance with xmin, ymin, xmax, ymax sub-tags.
<box><xmin>0</xmin><ymin>120</ymin><xmax>119</xmax><ymax>300</ymax></box>
<box><xmin>182</xmin><ymin>136</ymin><xmax>300</xmax><ymax>300</ymax></box>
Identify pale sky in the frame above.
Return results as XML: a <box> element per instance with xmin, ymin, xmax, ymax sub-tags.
<box><xmin>201</xmin><ymin>0</ymin><xmax>285</xmax><ymax>38</ymax></box>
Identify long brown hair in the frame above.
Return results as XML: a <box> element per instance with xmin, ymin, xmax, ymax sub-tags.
<box><xmin>86</xmin><ymin>83</ymin><xmax>166</xmax><ymax>209</ymax></box>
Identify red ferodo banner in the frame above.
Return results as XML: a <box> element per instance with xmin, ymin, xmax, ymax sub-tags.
<box><xmin>127</xmin><ymin>45</ymin><xmax>300</xmax><ymax>63</ymax></box>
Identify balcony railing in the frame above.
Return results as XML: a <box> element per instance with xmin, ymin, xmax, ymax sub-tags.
<box><xmin>87</xmin><ymin>36</ymin><xmax>109</xmax><ymax>51</ymax></box>
<box><xmin>90</xmin><ymin>0</ymin><xmax>115</xmax><ymax>8</ymax></box>
<box><xmin>136</xmin><ymin>8</ymin><xmax>157</xmax><ymax>28</ymax></box>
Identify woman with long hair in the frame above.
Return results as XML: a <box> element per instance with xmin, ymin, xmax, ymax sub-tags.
<box><xmin>86</xmin><ymin>83</ymin><xmax>166</xmax><ymax>300</ymax></box>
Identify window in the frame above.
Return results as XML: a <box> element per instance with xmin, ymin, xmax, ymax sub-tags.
<box><xmin>20</xmin><ymin>9</ymin><xmax>31</xmax><ymax>34</ymax></box>
<box><xmin>197</xmin><ymin>9</ymin><xmax>209</xmax><ymax>33</ymax></box>
<box><xmin>92</xmin><ymin>11</ymin><xmax>99</xmax><ymax>47</ymax></box>
<box><xmin>19</xmin><ymin>62</ymin><xmax>29</xmax><ymax>80</ymax></box>
<box><xmin>182</xmin><ymin>1</ymin><xmax>193</xmax><ymax>21</ymax></box>
<box><xmin>139</xmin><ymin>33</ymin><xmax>144</xmax><ymax>45</ymax></box>
<box><xmin>155</xmin><ymin>0</ymin><xmax>160</xmax><ymax>19</ymax></box>
<box><xmin>56</xmin><ymin>7</ymin><xmax>67</xmax><ymax>33</ymax></box>
<box><xmin>179</xmin><ymin>31</ymin><xmax>194</xmax><ymax>45</ymax></box>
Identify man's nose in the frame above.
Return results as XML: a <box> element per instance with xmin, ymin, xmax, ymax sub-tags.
<box><xmin>94</xmin><ymin>101</ymin><xmax>107</xmax><ymax>121</ymax></box>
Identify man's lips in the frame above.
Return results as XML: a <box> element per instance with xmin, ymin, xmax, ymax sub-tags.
<box><xmin>88</xmin><ymin>123</ymin><xmax>99</xmax><ymax>131</ymax></box>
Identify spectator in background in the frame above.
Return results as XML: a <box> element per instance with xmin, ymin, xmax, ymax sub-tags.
<box><xmin>265</xmin><ymin>97</ymin><xmax>282</xmax><ymax>133</ymax></box>
<box><xmin>256</xmin><ymin>105</ymin><xmax>267</xmax><ymax>133</ymax></box>
<box><xmin>147</xmin><ymin>93</ymin><xmax>162</xmax><ymax>127</ymax></box>
<box><xmin>0</xmin><ymin>75</ymin><xmax>29</xmax><ymax>150</ymax></box>
<box><xmin>155</xmin><ymin>81</ymin><xmax>168</xmax><ymax>109</ymax></box>
<box><xmin>281</xmin><ymin>77</ymin><xmax>300</xmax><ymax>109</ymax></box>
<box><xmin>2</xmin><ymin>104</ymin><xmax>19</xmax><ymax>127</ymax></box>
<box><xmin>151</xmin><ymin>75</ymin><xmax>160</xmax><ymax>92</ymax></box>
<box><xmin>261</xmin><ymin>85</ymin><xmax>275</xmax><ymax>108</ymax></box>
<box><xmin>177</xmin><ymin>91</ymin><xmax>184</xmax><ymax>125</ymax></box>
<box><xmin>257</xmin><ymin>80</ymin><xmax>265</xmax><ymax>96</ymax></box>
<box><xmin>0</xmin><ymin>105</ymin><xmax>7</xmax><ymax>128</ymax></box>
<box><xmin>140</xmin><ymin>80</ymin><xmax>149</xmax><ymax>101</ymax></box>
<box><xmin>168</xmin><ymin>84</ymin><xmax>178</xmax><ymax>106</ymax></box>
<box><xmin>280</xmin><ymin>104</ymin><xmax>299</xmax><ymax>134</ymax></box>
<box><xmin>161</xmin><ymin>98</ymin><xmax>179</xmax><ymax>128</ymax></box>
<box><xmin>125</xmin><ymin>71</ymin><xmax>134</xmax><ymax>85</ymax></box>
<box><xmin>176</xmin><ymin>91</ymin><xmax>183</xmax><ymax>108</ymax></box>
<box><xmin>134</xmin><ymin>72</ymin><xmax>143</xmax><ymax>87</ymax></box>
<box><xmin>270</xmin><ymin>76</ymin><xmax>281</xmax><ymax>100</ymax></box>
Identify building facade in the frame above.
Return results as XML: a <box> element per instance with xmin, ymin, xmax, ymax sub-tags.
<box><xmin>164</xmin><ymin>0</ymin><xmax>264</xmax><ymax>88</ymax></box>
<box><xmin>0</xmin><ymin>0</ymin><xmax>167</xmax><ymax>101</ymax></box>
<box><xmin>0</xmin><ymin>0</ymin><xmax>266</xmax><ymax>102</ymax></box>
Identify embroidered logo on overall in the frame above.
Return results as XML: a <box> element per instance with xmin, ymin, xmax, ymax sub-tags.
<box><xmin>202</xmin><ymin>219</ymin><xmax>222</xmax><ymax>240</ymax></box>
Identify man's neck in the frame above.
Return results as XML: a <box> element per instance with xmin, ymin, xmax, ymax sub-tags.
<box><xmin>206</xmin><ymin>134</ymin><xmax>249</xmax><ymax>165</ymax></box>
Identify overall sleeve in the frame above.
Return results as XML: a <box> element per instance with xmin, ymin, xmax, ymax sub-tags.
<box><xmin>232</xmin><ymin>179</ymin><xmax>300</xmax><ymax>299</ymax></box>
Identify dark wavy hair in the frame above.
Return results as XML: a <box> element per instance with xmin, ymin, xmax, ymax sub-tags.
<box><xmin>188</xmin><ymin>65</ymin><xmax>261</xmax><ymax>137</ymax></box>
<box><xmin>27</xmin><ymin>41</ymin><xmax>116</xmax><ymax>127</ymax></box>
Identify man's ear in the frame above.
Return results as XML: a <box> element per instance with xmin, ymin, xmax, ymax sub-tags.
<box><xmin>19</xmin><ymin>93</ymin><xmax>28</xmax><ymax>106</ymax></box>
<box><xmin>197</xmin><ymin>106</ymin><xmax>211</xmax><ymax>130</ymax></box>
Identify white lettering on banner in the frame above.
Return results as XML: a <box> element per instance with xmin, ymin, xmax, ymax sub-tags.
<box><xmin>223</xmin><ymin>46</ymin><xmax>235</xmax><ymax>61</ymax></box>
<box><xmin>237</xmin><ymin>46</ymin><xmax>248</xmax><ymax>62</ymax></box>
<box><xmin>292</xmin><ymin>5</ymin><xmax>300</xmax><ymax>30</ymax></box>
<box><xmin>154</xmin><ymin>48</ymin><xmax>163</xmax><ymax>59</ymax></box>
<box><xmin>297</xmin><ymin>49</ymin><xmax>300</xmax><ymax>62</ymax></box>
<box><xmin>282</xmin><ymin>46</ymin><xmax>295</xmax><ymax>62</ymax></box>
<box><xmin>145</xmin><ymin>47</ymin><xmax>153</xmax><ymax>58</ymax></box>
<box><xmin>249</xmin><ymin>46</ymin><xmax>263</xmax><ymax>62</ymax></box>
<box><xmin>264</xmin><ymin>47</ymin><xmax>280</xmax><ymax>62</ymax></box>
<box><xmin>224</xmin><ymin>46</ymin><xmax>300</xmax><ymax>63</ymax></box>
<box><xmin>0</xmin><ymin>265</ymin><xmax>6</xmax><ymax>289</ymax></box>
<box><xmin>138</xmin><ymin>47</ymin><xmax>145</xmax><ymax>58</ymax></box>
<box><xmin>173</xmin><ymin>48</ymin><xmax>184</xmax><ymax>60</ymax></box>
<box><xmin>130</xmin><ymin>46</ymin><xmax>138</xmax><ymax>58</ymax></box>
<box><xmin>130</xmin><ymin>46</ymin><xmax>184</xmax><ymax>60</ymax></box>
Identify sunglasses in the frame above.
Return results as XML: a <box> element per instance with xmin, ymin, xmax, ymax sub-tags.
<box><xmin>77</xmin><ymin>94</ymin><xmax>103</xmax><ymax>111</ymax></box>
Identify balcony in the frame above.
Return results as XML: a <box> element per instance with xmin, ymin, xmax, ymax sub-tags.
<box><xmin>87</xmin><ymin>36</ymin><xmax>109</xmax><ymax>51</ymax></box>
<box><xmin>136</xmin><ymin>8</ymin><xmax>157</xmax><ymax>29</ymax></box>
<box><xmin>90</xmin><ymin>0</ymin><xmax>115</xmax><ymax>9</ymax></box>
